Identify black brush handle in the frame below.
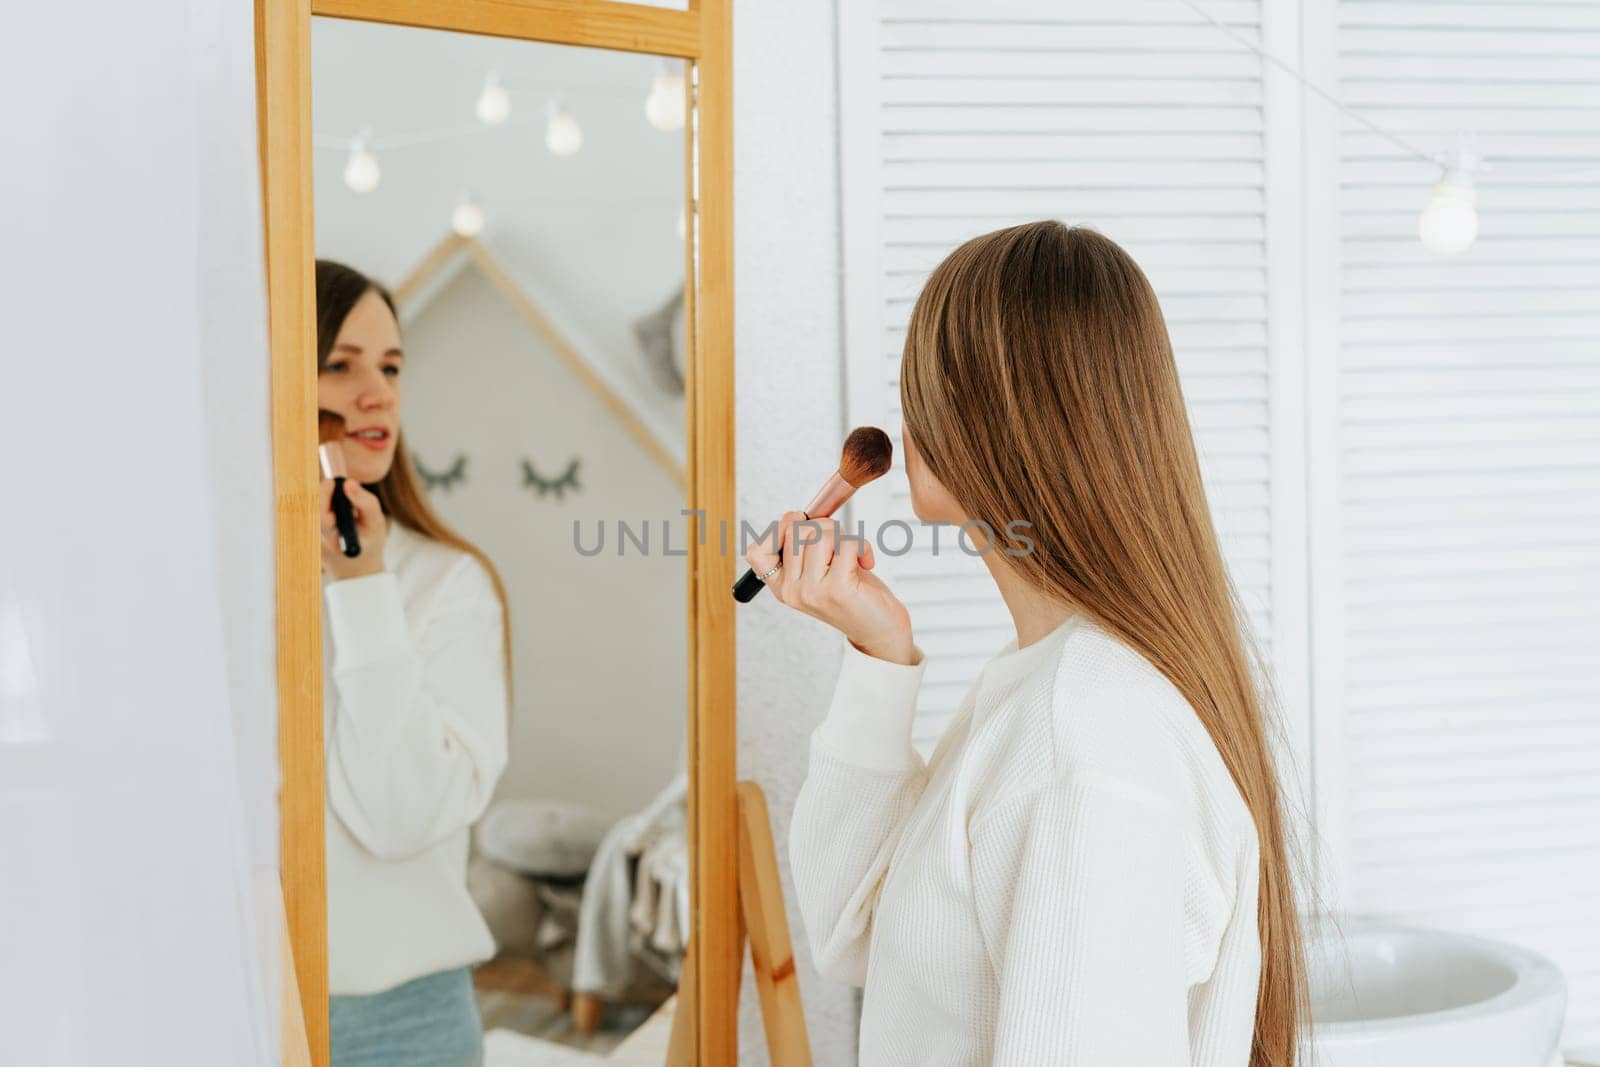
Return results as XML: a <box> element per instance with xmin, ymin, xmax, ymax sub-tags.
<box><xmin>331</xmin><ymin>477</ymin><xmax>362</xmax><ymax>558</ymax></box>
<box><xmin>732</xmin><ymin>557</ymin><xmax>775</xmax><ymax>603</ymax></box>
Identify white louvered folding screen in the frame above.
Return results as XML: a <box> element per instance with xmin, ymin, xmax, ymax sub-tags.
<box><xmin>840</xmin><ymin>0</ymin><xmax>1293</xmax><ymax>755</ymax></box>
<box><xmin>841</xmin><ymin>0</ymin><xmax>1600</xmax><ymax>1055</ymax></box>
<box><xmin>1329</xmin><ymin>0</ymin><xmax>1600</xmax><ymax>1051</ymax></box>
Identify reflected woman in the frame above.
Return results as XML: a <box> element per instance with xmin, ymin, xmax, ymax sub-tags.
<box><xmin>315</xmin><ymin>259</ymin><xmax>511</xmax><ymax>1067</ymax></box>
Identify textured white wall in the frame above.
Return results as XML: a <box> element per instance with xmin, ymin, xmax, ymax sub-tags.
<box><xmin>733</xmin><ymin>0</ymin><xmax>859</xmax><ymax>1062</ymax></box>
<box><xmin>402</xmin><ymin>266</ymin><xmax>688</xmax><ymax>819</ymax></box>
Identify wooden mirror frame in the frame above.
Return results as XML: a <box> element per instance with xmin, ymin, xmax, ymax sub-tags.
<box><xmin>254</xmin><ymin>1</ymin><xmax>736</xmax><ymax>1062</ymax></box>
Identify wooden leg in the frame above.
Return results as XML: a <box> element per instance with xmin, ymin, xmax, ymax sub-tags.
<box><xmin>667</xmin><ymin>782</ymin><xmax>814</xmax><ymax>1065</ymax></box>
<box><xmin>573</xmin><ymin>992</ymin><xmax>604</xmax><ymax>1035</ymax></box>
<box><xmin>274</xmin><ymin>873</ymin><xmax>313</xmax><ymax>1067</ymax></box>
<box><xmin>737</xmin><ymin>781</ymin><xmax>813</xmax><ymax>1067</ymax></box>
<box><xmin>665</xmin><ymin>942</ymin><xmax>696</xmax><ymax>1067</ymax></box>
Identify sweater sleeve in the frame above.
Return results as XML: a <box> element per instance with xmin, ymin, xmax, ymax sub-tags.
<box><xmin>787</xmin><ymin>639</ymin><xmax>928</xmax><ymax>986</ymax></box>
<box><xmin>323</xmin><ymin>557</ymin><xmax>509</xmax><ymax>861</ymax></box>
<box><xmin>970</xmin><ymin>770</ymin><xmax>1190</xmax><ymax>1065</ymax></box>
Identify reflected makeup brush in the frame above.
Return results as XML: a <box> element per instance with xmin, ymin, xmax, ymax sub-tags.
<box><xmin>318</xmin><ymin>410</ymin><xmax>362</xmax><ymax>558</ymax></box>
<box><xmin>732</xmin><ymin>426</ymin><xmax>894</xmax><ymax>603</ymax></box>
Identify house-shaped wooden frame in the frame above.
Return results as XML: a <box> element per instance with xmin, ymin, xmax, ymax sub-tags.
<box><xmin>394</xmin><ymin>232</ymin><xmax>687</xmax><ymax>490</ymax></box>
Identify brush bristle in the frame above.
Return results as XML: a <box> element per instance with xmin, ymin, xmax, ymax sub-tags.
<box><xmin>839</xmin><ymin>426</ymin><xmax>893</xmax><ymax>488</ymax></box>
<box><xmin>318</xmin><ymin>409</ymin><xmax>347</xmax><ymax>445</ymax></box>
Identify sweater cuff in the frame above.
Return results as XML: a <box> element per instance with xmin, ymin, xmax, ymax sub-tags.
<box><xmin>814</xmin><ymin>639</ymin><xmax>927</xmax><ymax>773</ymax></box>
<box><xmin>323</xmin><ymin>572</ymin><xmax>411</xmax><ymax>671</ymax></box>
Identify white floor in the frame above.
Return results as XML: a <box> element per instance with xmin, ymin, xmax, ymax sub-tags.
<box><xmin>483</xmin><ymin>996</ymin><xmax>676</xmax><ymax>1067</ymax></box>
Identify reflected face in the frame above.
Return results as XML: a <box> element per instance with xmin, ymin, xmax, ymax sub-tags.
<box><xmin>318</xmin><ymin>289</ymin><xmax>404</xmax><ymax>484</ymax></box>
<box><xmin>903</xmin><ymin>432</ymin><xmax>967</xmax><ymax>525</ymax></box>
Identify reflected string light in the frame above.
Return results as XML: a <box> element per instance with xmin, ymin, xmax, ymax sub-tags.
<box><xmin>545</xmin><ymin>99</ymin><xmax>583</xmax><ymax>157</ymax></box>
<box><xmin>645</xmin><ymin>61</ymin><xmax>686</xmax><ymax>132</ymax></box>
<box><xmin>451</xmin><ymin>192</ymin><xmax>485</xmax><ymax>238</ymax></box>
<box><xmin>342</xmin><ymin>135</ymin><xmax>381</xmax><ymax>193</ymax></box>
<box><xmin>476</xmin><ymin>70</ymin><xmax>510</xmax><ymax>126</ymax></box>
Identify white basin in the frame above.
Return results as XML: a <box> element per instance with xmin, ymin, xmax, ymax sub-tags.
<box><xmin>1306</xmin><ymin>921</ymin><xmax>1566</xmax><ymax>1067</ymax></box>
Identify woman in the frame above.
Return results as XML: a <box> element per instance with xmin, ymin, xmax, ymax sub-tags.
<box><xmin>316</xmin><ymin>259</ymin><xmax>511</xmax><ymax>1067</ymax></box>
<box><xmin>750</xmin><ymin>222</ymin><xmax>1306</xmax><ymax>1065</ymax></box>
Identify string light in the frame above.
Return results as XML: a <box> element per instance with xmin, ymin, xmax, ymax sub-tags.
<box><xmin>475</xmin><ymin>71</ymin><xmax>510</xmax><ymax>126</ymax></box>
<box><xmin>1420</xmin><ymin>141</ymin><xmax>1483</xmax><ymax>256</ymax></box>
<box><xmin>451</xmin><ymin>192</ymin><xmax>485</xmax><ymax>238</ymax></box>
<box><xmin>645</xmin><ymin>60</ymin><xmax>686</xmax><ymax>132</ymax></box>
<box><xmin>342</xmin><ymin>134</ymin><xmax>381</xmax><ymax>194</ymax></box>
<box><xmin>545</xmin><ymin>99</ymin><xmax>583</xmax><ymax>157</ymax></box>
<box><xmin>1176</xmin><ymin>0</ymin><xmax>1597</xmax><ymax>256</ymax></box>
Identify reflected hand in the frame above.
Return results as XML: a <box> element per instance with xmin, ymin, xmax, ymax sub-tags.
<box><xmin>746</xmin><ymin>512</ymin><xmax>915</xmax><ymax>666</ymax></box>
<box><xmin>320</xmin><ymin>478</ymin><xmax>388</xmax><ymax>581</ymax></box>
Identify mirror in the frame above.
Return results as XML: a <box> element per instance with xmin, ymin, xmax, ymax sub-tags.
<box><xmin>310</xmin><ymin>19</ymin><xmax>691</xmax><ymax>1060</ymax></box>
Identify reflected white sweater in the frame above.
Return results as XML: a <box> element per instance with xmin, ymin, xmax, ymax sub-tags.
<box><xmin>322</xmin><ymin>522</ymin><xmax>509</xmax><ymax>996</ymax></box>
<box><xmin>789</xmin><ymin>612</ymin><xmax>1261</xmax><ymax>1065</ymax></box>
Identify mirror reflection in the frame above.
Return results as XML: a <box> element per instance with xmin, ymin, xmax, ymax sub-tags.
<box><xmin>312</xmin><ymin>19</ymin><xmax>690</xmax><ymax>1062</ymax></box>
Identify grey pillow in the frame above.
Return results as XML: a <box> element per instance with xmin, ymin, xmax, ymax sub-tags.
<box><xmin>475</xmin><ymin>798</ymin><xmax>614</xmax><ymax>879</ymax></box>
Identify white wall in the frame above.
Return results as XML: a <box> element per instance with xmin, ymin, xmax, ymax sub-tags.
<box><xmin>402</xmin><ymin>265</ymin><xmax>687</xmax><ymax>819</ymax></box>
<box><xmin>733</xmin><ymin>0</ymin><xmax>861</xmax><ymax>1061</ymax></box>
<box><xmin>0</xmin><ymin>0</ymin><xmax>276</xmax><ymax>1062</ymax></box>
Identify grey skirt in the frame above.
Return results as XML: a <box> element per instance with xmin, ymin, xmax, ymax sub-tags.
<box><xmin>330</xmin><ymin>967</ymin><xmax>483</xmax><ymax>1067</ymax></box>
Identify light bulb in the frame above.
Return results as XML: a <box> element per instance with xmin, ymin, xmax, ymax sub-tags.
<box><xmin>546</xmin><ymin>101</ymin><xmax>583</xmax><ymax>157</ymax></box>
<box><xmin>645</xmin><ymin>66</ymin><xmax>686</xmax><ymax>132</ymax></box>
<box><xmin>1419</xmin><ymin>171</ymin><xmax>1479</xmax><ymax>256</ymax></box>
<box><xmin>343</xmin><ymin>139</ymin><xmax>381</xmax><ymax>194</ymax></box>
<box><xmin>476</xmin><ymin>71</ymin><xmax>510</xmax><ymax>126</ymax></box>
<box><xmin>451</xmin><ymin>195</ymin><xmax>485</xmax><ymax>238</ymax></box>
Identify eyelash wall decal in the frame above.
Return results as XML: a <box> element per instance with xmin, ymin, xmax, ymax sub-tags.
<box><xmin>521</xmin><ymin>457</ymin><xmax>581</xmax><ymax>500</ymax></box>
<box><xmin>413</xmin><ymin>453</ymin><xmax>468</xmax><ymax>491</ymax></box>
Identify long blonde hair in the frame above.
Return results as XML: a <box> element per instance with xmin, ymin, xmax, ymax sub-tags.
<box><xmin>315</xmin><ymin>259</ymin><xmax>513</xmax><ymax>689</ymax></box>
<box><xmin>900</xmin><ymin>221</ymin><xmax>1307</xmax><ymax>1065</ymax></box>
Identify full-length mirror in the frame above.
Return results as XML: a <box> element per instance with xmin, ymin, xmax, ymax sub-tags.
<box><xmin>310</xmin><ymin>19</ymin><xmax>691</xmax><ymax>1060</ymax></box>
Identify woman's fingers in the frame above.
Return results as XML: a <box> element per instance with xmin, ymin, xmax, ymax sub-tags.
<box><xmin>796</xmin><ymin>518</ymin><xmax>841</xmax><ymax>594</ymax></box>
<box><xmin>745</xmin><ymin>510</ymin><xmax>795</xmax><ymax>575</ymax></box>
<box><xmin>777</xmin><ymin>512</ymin><xmax>804</xmax><ymax>601</ymax></box>
<box><xmin>857</xmin><ymin>536</ymin><xmax>877</xmax><ymax>572</ymax></box>
<box><xmin>341</xmin><ymin>480</ymin><xmax>379</xmax><ymax>526</ymax></box>
<box><xmin>826</xmin><ymin>528</ymin><xmax>863</xmax><ymax>588</ymax></box>
<box><xmin>748</xmin><ymin>511</ymin><xmax>804</xmax><ymax>603</ymax></box>
<box><xmin>751</xmin><ymin>514</ymin><xmax>875</xmax><ymax>614</ymax></box>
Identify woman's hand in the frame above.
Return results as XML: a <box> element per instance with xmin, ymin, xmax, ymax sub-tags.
<box><xmin>320</xmin><ymin>478</ymin><xmax>388</xmax><ymax>581</ymax></box>
<box><xmin>746</xmin><ymin>512</ymin><xmax>916</xmax><ymax>665</ymax></box>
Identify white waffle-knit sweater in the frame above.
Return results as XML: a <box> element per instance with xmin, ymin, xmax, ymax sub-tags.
<box><xmin>322</xmin><ymin>522</ymin><xmax>509</xmax><ymax>996</ymax></box>
<box><xmin>789</xmin><ymin>611</ymin><xmax>1261</xmax><ymax>1065</ymax></box>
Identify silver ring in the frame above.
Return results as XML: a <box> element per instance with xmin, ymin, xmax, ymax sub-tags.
<box><xmin>760</xmin><ymin>563</ymin><xmax>781</xmax><ymax>582</ymax></box>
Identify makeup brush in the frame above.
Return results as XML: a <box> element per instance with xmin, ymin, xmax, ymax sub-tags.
<box><xmin>318</xmin><ymin>410</ymin><xmax>362</xmax><ymax>558</ymax></box>
<box><xmin>732</xmin><ymin>426</ymin><xmax>894</xmax><ymax>603</ymax></box>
